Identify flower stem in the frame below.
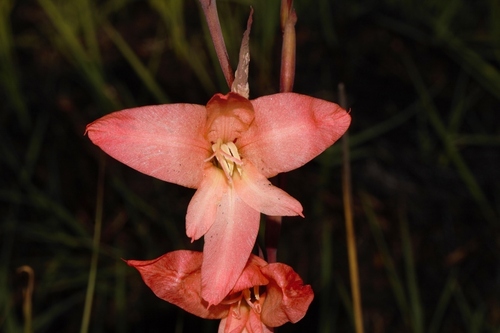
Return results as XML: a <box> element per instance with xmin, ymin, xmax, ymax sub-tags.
<box><xmin>265</xmin><ymin>0</ymin><xmax>297</xmax><ymax>263</ymax></box>
<box><xmin>199</xmin><ymin>0</ymin><xmax>234</xmax><ymax>89</ymax></box>
<box><xmin>279</xmin><ymin>0</ymin><xmax>296</xmax><ymax>93</ymax></box>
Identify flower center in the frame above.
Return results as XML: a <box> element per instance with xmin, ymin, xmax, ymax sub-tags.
<box><xmin>222</xmin><ymin>286</ymin><xmax>263</xmax><ymax>320</ymax></box>
<box><xmin>206</xmin><ymin>138</ymin><xmax>243</xmax><ymax>182</ymax></box>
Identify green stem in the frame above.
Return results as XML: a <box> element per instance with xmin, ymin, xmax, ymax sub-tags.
<box><xmin>80</xmin><ymin>155</ymin><xmax>105</xmax><ymax>333</ymax></box>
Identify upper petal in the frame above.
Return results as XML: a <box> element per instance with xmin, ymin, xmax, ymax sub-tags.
<box><xmin>86</xmin><ymin>103</ymin><xmax>211</xmax><ymax>188</ymax></box>
<box><xmin>126</xmin><ymin>250</ymin><xmax>228</xmax><ymax>319</ymax></box>
<box><xmin>201</xmin><ymin>187</ymin><xmax>260</xmax><ymax>306</ymax></box>
<box><xmin>234</xmin><ymin>160</ymin><xmax>303</xmax><ymax>217</ymax></box>
<box><xmin>260</xmin><ymin>263</ymin><xmax>314</xmax><ymax>327</ymax></box>
<box><xmin>239</xmin><ymin>93</ymin><xmax>351</xmax><ymax>178</ymax></box>
<box><xmin>205</xmin><ymin>92</ymin><xmax>255</xmax><ymax>144</ymax></box>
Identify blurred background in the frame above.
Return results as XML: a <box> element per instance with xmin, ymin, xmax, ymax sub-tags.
<box><xmin>1</xmin><ymin>0</ymin><xmax>499</xmax><ymax>332</ymax></box>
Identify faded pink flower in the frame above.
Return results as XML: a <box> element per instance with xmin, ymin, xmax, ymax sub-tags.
<box><xmin>86</xmin><ymin>91</ymin><xmax>350</xmax><ymax>304</ymax></box>
<box><xmin>127</xmin><ymin>250</ymin><xmax>314</xmax><ymax>333</ymax></box>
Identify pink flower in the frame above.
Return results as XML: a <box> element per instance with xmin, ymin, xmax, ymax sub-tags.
<box><xmin>127</xmin><ymin>250</ymin><xmax>314</xmax><ymax>333</ymax></box>
<box><xmin>86</xmin><ymin>91</ymin><xmax>350</xmax><ymax>304</ymax></box>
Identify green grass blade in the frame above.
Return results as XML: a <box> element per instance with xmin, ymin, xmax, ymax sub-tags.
<box><xmin>0</xmin><ymin>0</ymin><xmax>30</xmax><ymax>129</ymax></box>
<box><xmin>151</xmin><ymin>0</ymin><xmax>216</xmax><ymax>94</ymax></box>
<box><xmin>427</xmin><ymin>273</ymin><xmax>457</xmax><ymax>333</ymax></box>
<box><xmin>401</xmin><ymin>53</ymin><xmax>498</xmax><ymax>225</ymax></box>
<box><xmin>80</xmin><ymin>156</ymin><xmax>105</xmax><ymax>333</ymax></box>
<box><xmin>400</xmin><ymin>211</ymin><xmax>424</xmax><ymax>333</ymax></box>
<box><xmin>437</xmin><ymin>30</ymin><xmax>500</xmax><ymax>103</ymax></box>
<box><xmin>102</xmin><ymin>22</ymin><xmax>170</xmax><ymax>104</ymax></box>
<box><xmin>77</xmin><ymin>0</ymin><xmax>101</xmax><ymax>66</ymax></box>
<box><xmin>362</xmin><ymin>192</ymin><xmax>410</xmax><ymax>322</ymax></box>
<box><xmin>37</xmin><ymin>0</ymin><xmax>118</xmax><ymax>111</ymax></box>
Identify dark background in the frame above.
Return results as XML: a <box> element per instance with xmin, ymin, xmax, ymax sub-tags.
<box><xmin>1</xmin><ymin>0</ymin><xmax>499</xmax><ymax>332</ymax></box>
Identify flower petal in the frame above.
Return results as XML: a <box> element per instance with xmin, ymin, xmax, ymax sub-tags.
<box><xmin>86</xmin><ymin>104</ymin><xmax>210</xmax><ymax>188</ymax></box>
<box><xmin>126</xmin><ymin>250</ymin><xmax>228</xmax><ymax>319</ymax></box>
<box><xmin>246</xmin><ymin>309</ymin><xmax>273</xmax><ymax>333</ymax></box>
<box><xmin>260</xmin><ymin>263</ymin><xmax>314</xmax><ymax>327</ymax></box>
<box><xmin>230</xmin><ymin>255</ymin><xmax>269</xmax><ymax>294</ymax></box>
<box><xmin>186</xmin><ymin>165</ymin><xmax>227</xmax><ymax>241</ymax></box>
<box><xmin>234</xmin><ymin>161</ymin><xmax>303</xmax><ymax>217</ymax></box>
<box><xmin>201</xmin><ymin>188</ymin><xmax>260</xmax><ymax>306</ymax></box>
<box><xmin>218</xmin><ymin>306</ymin><xmax>249</xmax><ymax>333</ymax></box>
<box><xmin>218</xmin><ymin>300</ymin><xmax>273</xmax><ymax>333</ymax></box>
<box><xmin>240</xmin><ymin>92</ymin><xmax>351</xmax><ymax>178</ymax></box>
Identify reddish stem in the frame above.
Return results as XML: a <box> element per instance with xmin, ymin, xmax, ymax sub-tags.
<box><xmin>266</xmin><ymin>1</ymin><xmax>298</xmax><ymax>263</ymax></box>
<box><xmin>199</xmin><ymin>0</ymin><xmax>234</xmax><ymax>89</ymax></box>
<box><xmin>265</xmin><ymin>0</ymin><xmax>298</xmax><ymax>264</ymax></box>
<box><xmin>279</xmin><ymin>0</ymin><xmax>297</xmax><ymax>93</ymax></box>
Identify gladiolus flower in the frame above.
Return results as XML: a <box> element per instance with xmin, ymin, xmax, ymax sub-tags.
<box><xmin>86</xmin><ymin>90</ymin><xmax>350</xmax><ymax>304</ymax></box>
<box><xmin>127</xmin><ymin>250</ymin><xmax>314</xmax><ymax>333</ymax></box>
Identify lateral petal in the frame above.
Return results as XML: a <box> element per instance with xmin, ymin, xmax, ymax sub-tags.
<box><xmin>240</xmin><ymin>92</ymin><xmax>351</xmax><ymax>178</ymax></box>
<box><xmin>260</xmin><ymin>263</ymin><xmax>314</xmax><ymax>327</ymax></box>
<box><xmin>201</xmin><ymin>188</ymin><xmax>260</xmax><ymax>306</ymax></box>
<box><xmin>234</xmin><ymin>161</ymin><xmax>303</xmax><ymax>217</ymax></box>
<box><xmin>186</xmin><ymin>166</ymin><xmax>227</xmax><ymax>241</ymax></box>
<box><xmin>126</xmin><ymin>250</ymin><xmax>228</xmax><ymax>319</ymax></box>
<box><xmin>86</xmin><ymin>103</ymin><xmax>211</xmax><ymax>188</ymax></box>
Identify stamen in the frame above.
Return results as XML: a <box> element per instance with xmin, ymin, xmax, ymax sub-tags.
<box><xmin>253</xmin><ymin>285</ymin><xmax>260</xmax><ymax>301</ymax></box>
<box><xmin>242</xmin><ymin>287</ymin><xmax>262</xmax><ymax>314</ymax></box>
<box><xmin>231</xmin><ymin>298</ymin><xmax>242</xmax><ymax>319</ymax></box>
<box><xmin>221</xmin><ymin>292</ymin><xmax>243</xmax><ymax>305</ymax></box>
<box><xmin>207</xmin><ymin>138</ymin><xmax>243</xmax><ymax>181</ymax></box>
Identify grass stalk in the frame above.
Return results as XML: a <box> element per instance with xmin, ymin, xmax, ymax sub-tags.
<box><xmin>80</xmin><ymin>155</ymin><xmax>105</xmax><ymax>333</ymax></box>
<box><xmin>340</xmin><ymin>83</ymin><xmax>364</xmax><ymax>333</ymax></box>
<box><xmin>17</xmin><ymin>266</ymin><xmax>34</xmax><ymax>333</ymax></box>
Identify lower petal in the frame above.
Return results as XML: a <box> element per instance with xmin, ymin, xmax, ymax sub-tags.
<box><xmin>234</xmin><ymin>161</ymin><xmax>303</xmax><ymax>217</ymax></box>
<box><xmin>247</xmin><ymin>309</ymin><xmax>273</xmax><ymax>333</ymax></box>
<box><xmin>201</xmin><ymin>187</ymin><xmax>260</xmax><ymax>306</ymax></box>
<box><xmin>218</xmin><ymin>305</ymin><xmax>249</xmax><ymax>333</ymax></box>
<box><xmin>186</xmin><ymin>165</ymin><xmax>227</xmax><ymax>241</ymax></box>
